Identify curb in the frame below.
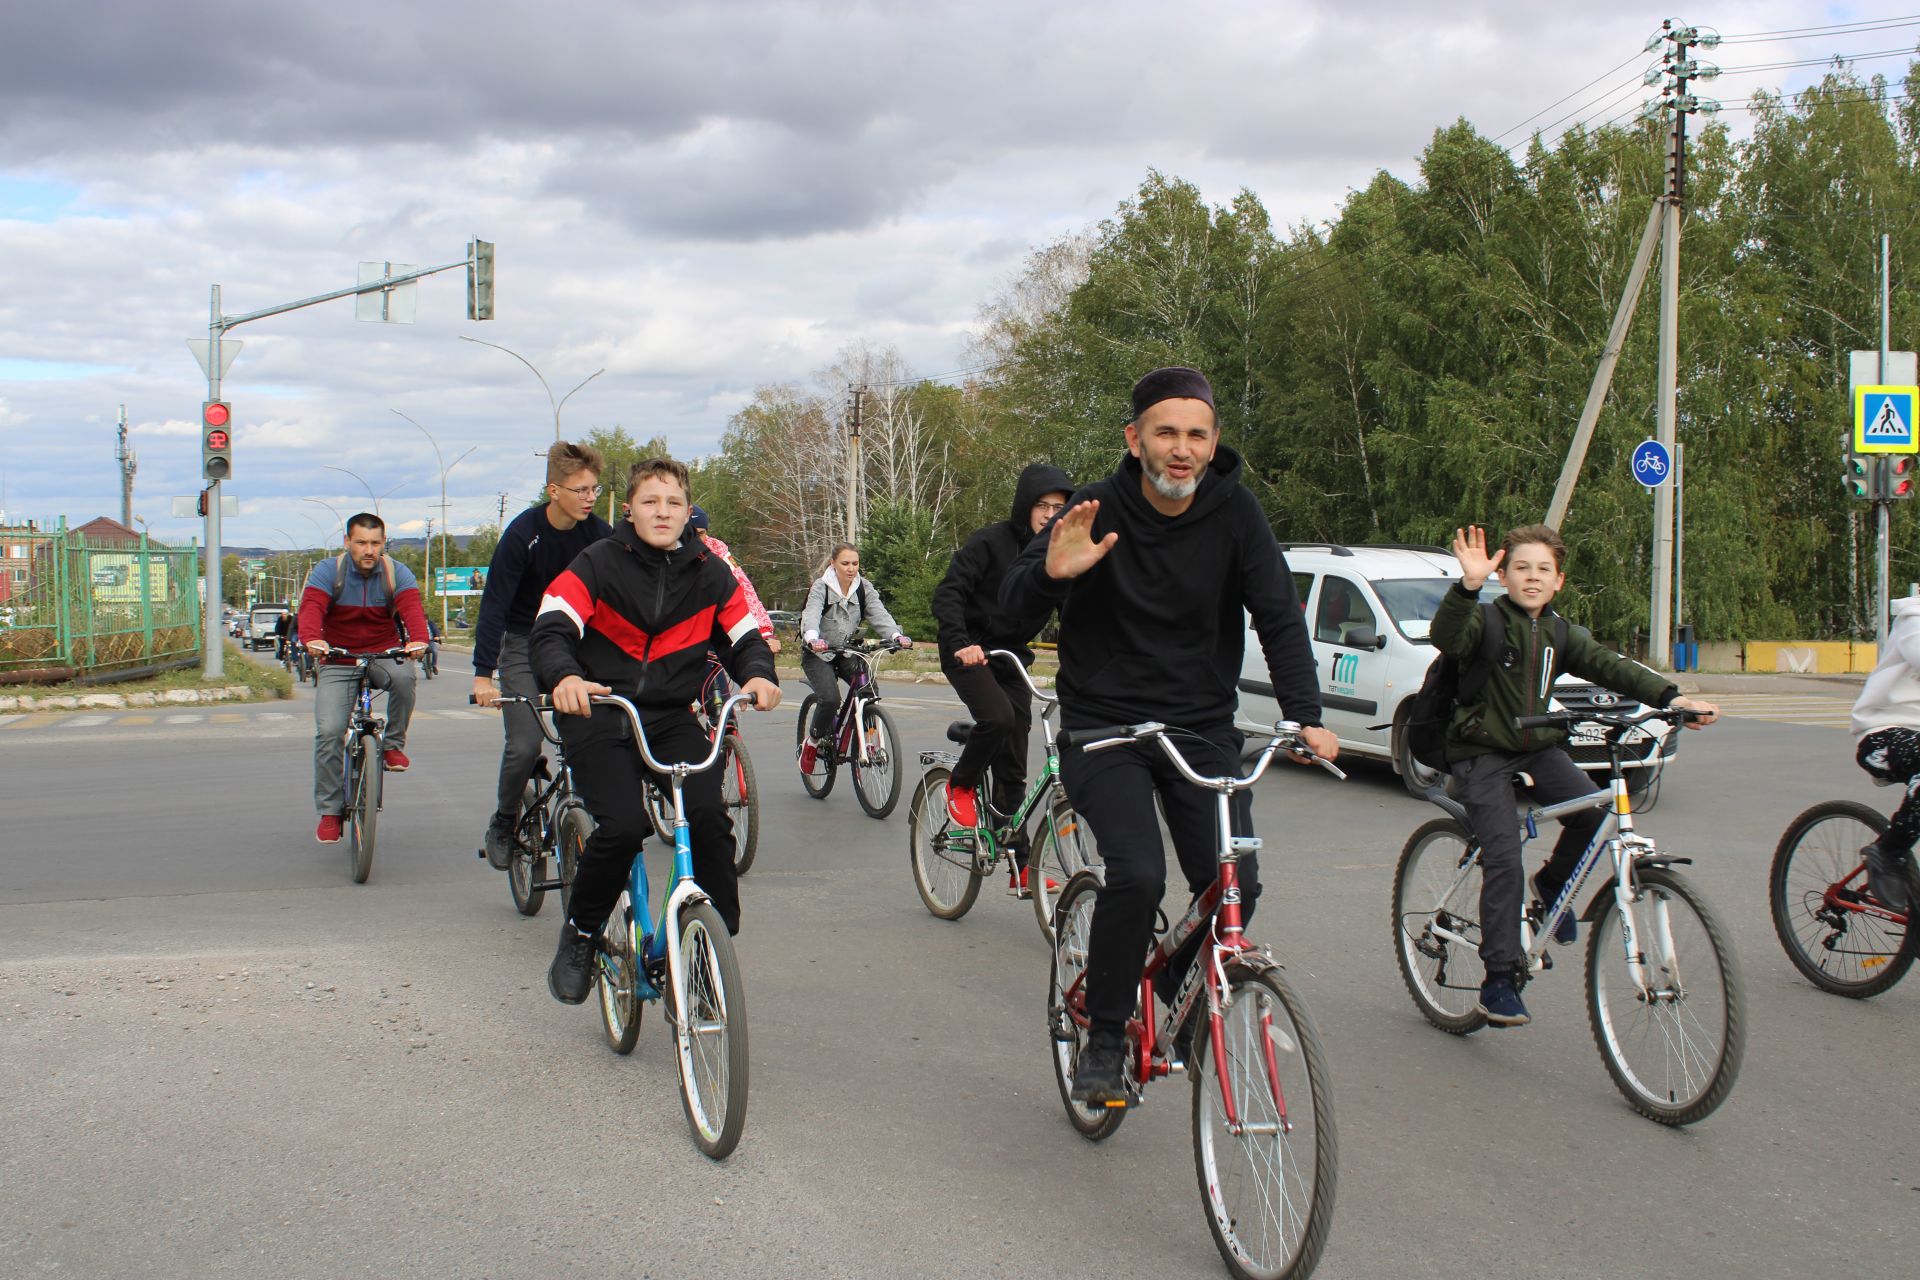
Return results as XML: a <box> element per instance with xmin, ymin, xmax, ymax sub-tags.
<box><xmin>0</xmin><ymin>686</ymin><xmax>265</xmax><ymax>714</ymax></box>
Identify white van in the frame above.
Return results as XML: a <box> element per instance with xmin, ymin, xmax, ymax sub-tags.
<box><xmin>1238</xmin><ymin>544</ymin><xmax>1674</xmax><ymax>800</ymax></box>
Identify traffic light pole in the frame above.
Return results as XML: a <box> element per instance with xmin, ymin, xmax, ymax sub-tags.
<box><xmin>197</xmin><ymin>246</ymin><xmax>489</xmax><ymax>680</ymax></box>
<box><xmin>1879</xmin><ymin>234</ymin><xmax>1892</xmax><ymax>648</ymax></box>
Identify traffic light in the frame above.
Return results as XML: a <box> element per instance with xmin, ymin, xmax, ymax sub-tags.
<box><xmin>467</xmin><ymin>239</ymin><xmax>494</xmax><ymax>321</ymax></box>
<box><xmin>201</xmin><ymin>400</ymin><xmax>232</xmax><ymax>481</ymax></box>
<box><xmin>1848</xmin><ymin>451</ymin><xmax>1873</xmax><ymax>499</ymax></box>
<box><xmin>1887</xmin><ymin>454</ymin><xmax>1917</xmax><ymax>500</ymax></box>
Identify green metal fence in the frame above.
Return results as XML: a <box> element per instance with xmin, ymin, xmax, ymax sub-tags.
<box><xmin>0</xmin><ymin>520</ymin><xmax>203</xmax><ymax>678</ymax></box>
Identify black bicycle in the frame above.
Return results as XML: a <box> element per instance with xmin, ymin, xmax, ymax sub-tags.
<box><xmin>795</xmin><ymin>637</ymin><xmax>908</xmax><ymax>818</ymax></box>
<box><xmin>646</xmin><ymin>655</ymin><xmax>760</xmax><ymax>875</ymax></box>
<box><xmin>484</xmin><ymin>695</ymin><xmax>593</xmax><ymax>917</ymax></box>
<box><xmin>336</xmin><ymin>648</ymin><xmax>410</xmax><ymax>884</ymax></box>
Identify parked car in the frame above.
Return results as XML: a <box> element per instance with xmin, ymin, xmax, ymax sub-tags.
<box><xmin>765</xmin><ymin>609</ymin><xmax>801</xmax><ymax>631</ymax></box>
<box><xmin>247</xmin><ymin>604</ymin><xmax>289</xmax><ymax>650</ymax></box>
<box><xmin>1237</xmin><ymin>544</ymin><xmax>1675</xmax><ymax>801</ymax></box>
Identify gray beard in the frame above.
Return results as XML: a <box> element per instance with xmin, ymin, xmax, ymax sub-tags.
<box><xmin>1144</xmin><ymin>456</ymin><xmax>1200</xmax><ymax>501</ymax></box>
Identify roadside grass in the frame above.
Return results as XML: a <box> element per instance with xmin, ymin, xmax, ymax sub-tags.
<box><xmin>15</xmin><ymin>642</ymin><xmax>293</xmax><ymax>701</ymax></box>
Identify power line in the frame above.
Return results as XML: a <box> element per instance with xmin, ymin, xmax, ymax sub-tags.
<box><xmin>1715</xmin><ymin>46</ymin><xmax>1920</xmax><ymax>76</ymax></box>
<box><xmin>1717</xmin><ymin>15</ymin><xmax>1920</xmax><ymax>44</ymax></box>
<box><xmin>1493</xmin><ymin>52</ymin><xmax>1644</xmax><ymax>141</ymax></box>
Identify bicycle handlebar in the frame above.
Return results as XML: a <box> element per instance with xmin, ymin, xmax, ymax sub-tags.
<box><xmin>816</xmin><ymin>637</ymin><xmax>908</xmax><ymax>658</ymax></box>
<box><xmin>986</xmin><ymin>648</ymin><xmax>1057</xmax><ymax>705</ymax></box>
<box><xmin>1075</xmin><ymin>720</ymin><xmax>1346</xmax><ymax>789</ymax></box>
<box><xmin>326</xmin><ymin>647</ymin><xmax>413</xmax><ymax>662</ymax></box>
<box><xmin>1515</xmin><ymin>706</ymin><xmax>1703</xmax><ymax>732</ymax></box>
<box><xmin>589</xmin><ymin>691</ymin><xmax>759</xmax><ymax>776</ymax></box>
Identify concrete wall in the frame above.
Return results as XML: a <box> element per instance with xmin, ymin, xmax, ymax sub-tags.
<box><xmin>1696</xmin><ymin>641</ymin><xmax>1879</xmax><ymax>674</ymax></box>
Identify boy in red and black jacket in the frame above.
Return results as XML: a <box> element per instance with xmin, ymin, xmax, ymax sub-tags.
<box><xmin>530</xmin><ymin>458</ymin><xmax>780</xmax><ymax>1006</ymax></box>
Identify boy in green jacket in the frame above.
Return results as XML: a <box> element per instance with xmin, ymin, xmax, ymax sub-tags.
<box><xmin>1436</xmin><ymin>524</ymin><xmax>1720</xmax><ymax>1026</ymax></box>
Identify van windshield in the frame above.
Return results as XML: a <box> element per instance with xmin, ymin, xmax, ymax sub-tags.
<box><xmin>1374</xmin><ymin>578</ymin><xmax>1504</xmax><ymax>641</ymax></box>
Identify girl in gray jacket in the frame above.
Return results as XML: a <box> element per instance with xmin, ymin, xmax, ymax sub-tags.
<box><xmin>799</xmin><ymin>543</ymin><xmax>911</xmax><ymax>762</ymax></box>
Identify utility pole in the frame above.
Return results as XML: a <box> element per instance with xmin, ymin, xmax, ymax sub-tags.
<box><xmin>1879</xmin><ymin>233</ymin><xmax>1894</xmax><ymax>645</ymax></box>
<box><xmin>115</xmin><ymin>405</ymin><xmax>136</xmax><ymax>529</ymax></box>
<box><xmin>1647</xmin><ymin>22</ymin><xmax>1690</xmax><ymax>671</ymax></box>
<box><xmin>846</xmin><ymin>386</ymin><xmax>865</xmax><ymax>542</ymax></box>
<box><xmin>496</xmin><ymin>492</ymin><xmax>510</xmax><ymax>527</ymax></box>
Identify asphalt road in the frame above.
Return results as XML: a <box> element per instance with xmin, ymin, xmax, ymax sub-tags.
<box><xmin>2</xmin><ymin>658</ymin><xmax>1915</xmax><ymax>1278</ymax></box>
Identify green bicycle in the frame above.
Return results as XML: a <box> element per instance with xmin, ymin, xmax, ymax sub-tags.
<box><xmin>906</xmin><ymin>649</ymin><xmax>1097</xmax><ymax>941</ymax></box>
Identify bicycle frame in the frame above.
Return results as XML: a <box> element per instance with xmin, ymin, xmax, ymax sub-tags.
<box><xmin>820</xmin><ymin>645</ymin><xmax>890</xmax><ymax>766</ymax></box>
<box><xmin>592</xmin><ymin>692</ymin><xmax>755</xmax><ymax>1003</ymax></box>
<box><xmin>922</xmin><ymin>650</ymin><xmax>1068</xmax><ymax>865</ymax></box>
<box><xmin>490</xmin><ymin>695</ymin><xmax>583</xmax><ymax>894</ymax></box>
<box><xmin>1421</xmin><ymin>720</ymin><xmax>1689</xmax><ymax>1002</ymax></box>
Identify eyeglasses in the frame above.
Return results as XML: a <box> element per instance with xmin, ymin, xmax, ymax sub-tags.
<box><xmin>556</xmin><ymin>484</ymin><xmax>604</xmax><ymax>498</ymax></box>
<box><xmin>1034</xmin><ymin>501</ymin><xmax>1069</xmax><ymax>516</ymax></box>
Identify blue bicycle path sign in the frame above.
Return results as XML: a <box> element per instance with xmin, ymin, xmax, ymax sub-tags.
<box><xmin>1631</xmin><ymin>439</ymin><xmax>1671</xmax><ymax>488</ymax></box>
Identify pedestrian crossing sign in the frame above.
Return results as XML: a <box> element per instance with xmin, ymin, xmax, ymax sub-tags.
<box><xmin>1855</xmin><ymin>385</ymin><xmax>1920</xmax><ymax>453</ymax></box>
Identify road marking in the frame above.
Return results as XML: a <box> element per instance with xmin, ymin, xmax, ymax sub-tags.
<box><xmin>432</xmin><ymin>709</ymin><xmax>483</xmax><ymax>720</ymax></box>
<box><xmin>66</xmin><ymin>715</ymin><xmax>112</xmax><ymax>727</ymax></box>
<box><xmin>1704</xmin><ymin>693</ymin><xmax>1853</xmax><ymax>729</ymax></box>
<box><xmin>261</xmin><ymin>711</ymin><xmax>295</xmax><ymax>720</ymax></box>
<box><xmin>0</xmin><ymin>714</ymin><xmax>24</xmax><ymax>729</ymax></box>
<box><xmin>117</xmin><ymin>714</ymin><xmax>157</xmax><ymax>725</ymax></box>
<box><xmin>164</xmin><ymin>713</ymin><xmax>204</xmax><ymax>724</ymax></box>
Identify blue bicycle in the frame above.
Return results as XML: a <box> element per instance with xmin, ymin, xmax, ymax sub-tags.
<box><xmin>589</xmin><ymin>690</ymin><xmax>757</xmax><ymax>1159</ymax></box>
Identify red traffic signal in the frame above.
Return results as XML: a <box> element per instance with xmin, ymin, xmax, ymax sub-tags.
<box><xmin>1889</xmin><ymin>454</ymin><xmax>1916</xmax><ymax>500</ymax></box>
<box><xmin>201</xmin><ymin>401</ymin><xmax>233</xmax><ymax>481</ymax></box>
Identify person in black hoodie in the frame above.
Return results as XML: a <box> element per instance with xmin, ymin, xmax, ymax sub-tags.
<box><xmin>530</xmin><ymin>458</ymin><xmax>781</xmax><ymax>1006</ymax></box>
<box><xmin>1001</xmin><ymin>366</ymin><xmax>1335</xmax><ymax>1105</ymax></box>
<box><xmin>930</xmin><ymin>462</ymin><xmax>1075</xmax><ymax>896</ymax></box>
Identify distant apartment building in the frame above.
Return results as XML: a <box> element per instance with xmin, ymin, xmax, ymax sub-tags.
<box><xmin>0</xmin><ymin>515</ymin><xmax>45</xmax><ymax>603</ymax></box>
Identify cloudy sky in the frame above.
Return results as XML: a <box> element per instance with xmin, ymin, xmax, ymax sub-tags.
<box><xmin>0</xmin><ymin>1</ymin><xmax>1903</xmax><ymax>548</ymax></box>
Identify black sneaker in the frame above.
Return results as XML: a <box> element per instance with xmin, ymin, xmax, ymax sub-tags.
<box><xmin>483</xmin><ymin>812</ymin><xmax>516</xmax><ymax>871</ymax></box>
<box><xmin>1533</xmin><ymin>870</ymin><xmax>1578</xmax><ymax>946</ymax></box>
<box><xmin>1477</xmin><ymin>973</ymin><xmax>1531</xmax><ymax>1027</ymax></box>
<box><xmin>548</xmin><ymin>921</ymin><xmax>597</xmax><ymax>1005</ymax></box>
<box><xmin>1863</xmin><ymin>843</ymin><xmax>1913</xmax><ymax>913</ymax></box>
<box><xmin>1070</xmin><ymin>1032</ymin><xmax>1128</xmax><ymax>1104</ymax></box>
<box><xmin>1171</xmin><ymin>1010</ymin><xmax>1199</xmax><ymax>1068</ymax></box>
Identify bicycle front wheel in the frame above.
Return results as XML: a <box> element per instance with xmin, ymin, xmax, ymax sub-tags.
<box><xmin>907</xmin><ymin>766</ymin><xmax>982</xmax><ymax>919</ymax></box>
<box><xmin>1191</xmin><ymin>963</ymin><xmax>1338</xmax><ymax>1280</ymax></box>
<box><xmin>1030</xmin><ymin>799</ymin><xmax>1095</xmax><ymax>942</ymax></box>
<box><xmin>598</xmin><ymin>896</ymin><xmax>642</xmax><ymax>1055</ymax></box>
<box><xmin>557</xmin><ymin>804</ymin><xmax>591</xmax><ymax>917</ymax></box>
<box><xmin>509</xmin><ymin>780</ymin><xmax>545</xmax><ymax>917</ymax></box>
<box><xmin>795</xmin><ymin>696</ymin><xmax>837</xmax><ymax>799</ymax></box>
<box><xmin>723</xmin><ymin>733</ymin><xmax>759</xmax><ymax>876</ymax></box>
<box><xmin>673</xmin><ymin>900</ymin><xmax>749</xmax><ymax>1159</ymax></box>
<box><xmin>1047</xmin><ymin>871</ymin><xmax>1126</xmax><ymax>1141</ymax></box>
<box><xmin>851</xmin><ymin>704</ymin><xmax>903</xmax><ymax>819</ymax></box>
<box><xmin>1587</xmin><ymin>865</ymin><xmax>1744</xmax><ymax>1126</ymax></box>
<box><xmin>348</xmin><ymin>732</ymin><xmax>382</xmax><ymax>884</ymax></box>
<box><xmin>1391</xmin><ymin>818</ymin><xmax>1486</xmax><ymax>1034</ymax></box>
<box><xmin>1770</xmin><ymin>800</ymin><xmax>1912</xmax><ymax>997</ymax></box>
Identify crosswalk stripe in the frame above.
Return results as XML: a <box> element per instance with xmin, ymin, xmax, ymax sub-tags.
<box><xmin>0</xmin><ymin>714</ymin><xmax>24</xmax><ymax>729</ymax></box>
<box><xmin>432</xmin><ymin>709</ymin><xmax>483</xmax><ymax>720</ymax></box>
<box><xmin>66</xmin><ymin>715</ymin><xmax>112</xmax><ymax>727</ymax></box>
<box><xmin>164</xmin><ymin>713</ymin><xmax>203</xmax><ymax>724</ymax></box>
<box><xmin>260</xmin><ymin>712</ymin><xmax>294</xmax><ymax>720</ymax></box>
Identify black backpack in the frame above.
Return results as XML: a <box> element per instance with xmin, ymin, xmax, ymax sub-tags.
<box><xmin>1401</xmin><ymin>602</ymin><xmax>1566</xmax><ymax>773</ymax></box>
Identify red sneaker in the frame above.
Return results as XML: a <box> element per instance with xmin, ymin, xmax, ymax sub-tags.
<box><xmin>315</xmin><ymin>815</ymin><xmax>343</xmax><ymax>844</ymax></box>
<box><xmin>946</xmin><ymin>784</ymin><xmax>978</xmax><ymax>828</ymax></box>
<box><xmin>1010</xmin><ymin>866</ymin><xmax>1060</xmax><ymax>899</ymax></box>
<box><xmin>798</xmin><ymin>741</ymin><xmax>818</xmax><ymax>773</ymax></box>
<box><xmin>382</xmin><ymin>748</ymin><xmax>411</xmax><ymax>772</ymax></box>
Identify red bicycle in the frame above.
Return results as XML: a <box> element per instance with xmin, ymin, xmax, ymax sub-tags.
<box><xmin>1047</xmin><ymin>719</ymin><xmax>1340</xmax><ymax>1280</ymax></box>
<box><xmin>1771</xmin><ymin>800</ymin><xmax>1917</xmax><ymax>997</ymax></box>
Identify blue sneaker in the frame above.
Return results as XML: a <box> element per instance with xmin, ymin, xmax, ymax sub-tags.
<box><xmin>1534</xmin><ymin>871</ymin><xmax>1579</xmax><ymax>947</ymax></box>
<box><xmin>1477</xmin><ymin>974</ymin><xmax>1531</xmax><ymax>1027</ymax></box>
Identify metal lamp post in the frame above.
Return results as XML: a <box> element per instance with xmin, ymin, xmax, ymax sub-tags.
<box><xmin>392</xmin><ymin>408</ymin><xmax>477</xmax><ymax>632</ymax></box>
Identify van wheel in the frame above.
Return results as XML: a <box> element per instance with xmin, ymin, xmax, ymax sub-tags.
<box><xmin>1394</xmin><ymin>713</ymin><xmax>1445</xmax><ymax>800</ymax></box>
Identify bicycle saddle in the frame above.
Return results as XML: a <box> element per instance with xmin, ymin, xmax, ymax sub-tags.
<box><xmin>946</xmin><ymin>720</ymin><xmax>974</xmax><ymax>744</ymax></box>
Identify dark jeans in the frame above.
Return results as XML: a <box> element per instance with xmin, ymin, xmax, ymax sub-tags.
<box><xmin>802</xmin><ymin>651</ymin><xmax>861</xmax><ymax>740</ymax></box>
<box><xmin>1449</xmin><ymin>747</ymin><xmax>1606</xmax><ymax>977</ymax></box>
<box><xmin>492</xmin><ymin>632</ymin><xmax>545</xmax><ymax>819</ymax></box>
<box><xmin>558</xmin><ymin>705</ymin><xmax>740</xmax><ymax>938</ymax></box>
<box><xmin>943</xmin><ymin>655</ymin><xmax>1034</xmax><ymax>841</ymax></box>
<box><xmin>1061</xmin><ymin>722</ymin><xmax>1252</xmax><ymax>1041</ymax></box>
<box><xmin>1858</xmin><ymin>728</ymin><xmax>1920</xmax><ymax>853</ymax></box>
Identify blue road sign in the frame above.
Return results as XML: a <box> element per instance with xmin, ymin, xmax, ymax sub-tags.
<box><xmin>1631</xmin><ymin>439</ymin><xmax>1671</xmax><ymax>488</ymax></box>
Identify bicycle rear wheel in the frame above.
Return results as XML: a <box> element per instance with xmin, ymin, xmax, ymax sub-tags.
<box><xmin>723</xmin><ymin>733</ymin><xmax>759</xmax><ymax>876</ymax></box>
<box><xmin>1191</xmin><ymin>963</ymin><xmax>1338</xmax><ymax>1280</ymax></box>
<box><xmin>851</xmin><ymin>704</ymin><xmax>902</xmax><ymax>819</ymax></box>
<box><xmin>673</xmin><ymin>899</ymin><xmax>748</xmax><ymax>1159</ymax></box>
<box><xmin>557</xmin><ymin>804</ymin><xmax>591</xmax><ymax>917</ymax></box>
<box><xmin>1047</xmin><ymin>871</ymin><xmax>1126</xmax><ymax>1140</ymax></box>
<box><xmin>597</xmin><ymin>894</ymin><xmax>642</xmax><ymax>1055</ymax></box>
<box><xmin>1030</xmin><ymin>799</ymin><xmax>1095</xmax><ymax>942</ymax></box>
<box><xmin>1587</xmin><ymin>865</ymin><xmax>1744</xmax><ymax>1125</ymax></box>
<box><xmin>348</xmin><ymin>732</ymin><xmax>382</xmax><ymax>884</ymax></box>
<box><xmin>1770</xmin><ymin>800</ymin><xmax>1912</xmax><ymax>997</ymax></box>
<box><xmin>509</xmin><ymin>780</ymin><xmax>545</xmax><ymax>917</ymax></box>
<box><xmin>795</xmin><ymin>696</ymin><xmax>837</xmax><ymax>799</ymax></box>
<box><xmin>907</xmin><ymin>766</ymin><xmax>982</xmax><ymax>919</ymax></box>
<box><xmin>1391</xmin><ymin>818</ymin><xmax>1486</xmax><ymax>1034</ymax></box>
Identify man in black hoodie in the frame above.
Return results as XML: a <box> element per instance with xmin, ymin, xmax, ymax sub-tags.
<box><xmin>530</xmin><ymin>458</ymin><xmax>780</xmax><ymax>1006</ymax></box>
<box><xmin>930</xmin><ymin>462</ymin><xmax>1074</xmax><ymax>895</ymax></box>
<box><xmin>1001</xmin><ymin>367</ymin><xmax>1334</xmax><ymax>1104</ymax></box>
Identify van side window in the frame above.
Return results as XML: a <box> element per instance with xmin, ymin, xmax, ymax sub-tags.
<box><xmin>1314</xmin><ymin>576</ymin><xmax>1378</xmax><ymax>647</ymax></box>
<box><xmin>1293</xmin><ymin>572</ymin><xmax>1314</xmax><ymax>611</ymax></box>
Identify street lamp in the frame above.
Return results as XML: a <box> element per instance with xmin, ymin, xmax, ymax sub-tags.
<box><xmin>393</xmin><ymin>408</ymin><xmax>477</xmax><ymax>632</ymax></box>
<box><xmin>322</xmin><ymin>465</ymin><xmax>406</xmax><ymax>517</ymax></box>
<box><xmin>460</xmin><ymin>336</ymin><xmax>603</xmax><ymax>444</ymax></box>
<box><xmin>303</xmin><ymin>497</ymin><xmax>347</xmax><ymax>541</ymax></box>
